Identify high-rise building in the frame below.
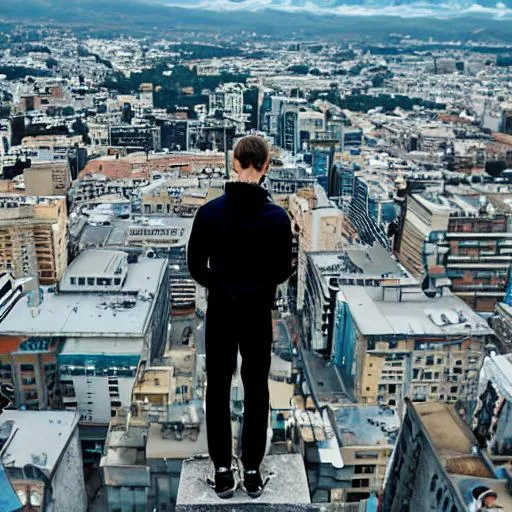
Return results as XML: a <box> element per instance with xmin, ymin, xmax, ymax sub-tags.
<box><xmin>348</xmin><ymin>175</ymin><xmax>395</xmax><ymax>249</ymax></box>
<box><xmin>500</xmin><ymin>104</ymin><xmax>512</xmax><ymax>135</ymax></box>
<box><xmin>302</xmin><ymin>245</ymin><xmax>412</xmax><ymax>354</ymax></box>
<box><xmin>109</xmin><ymin>124</ymin><xmax>161</xmax><ymax>152</ymax></box>
<box><xmin>0</xmin><ymin>195</ymin><xmax>68</xmax><ymax>284</ymax></box>
<box><xmin>288</xmin><ymin>185</ymin><xmax>344</xmax><ymax>311</ymax></box>
<box><xmin>23</xmin><ymin>161</ymin><xmax>71</xmax><ymax>196</ymax></box>
<box><xmin>309</xmin><ymin>138</ymin><xmax>337</xmax><ymax>193</ymax></box>
<box><xmin>398</xmin><ymin>192</ymin><xmax>512</xmax><ymax>313</ymax></box>
<box><xmin>383</xmin><ymin>400</ymin><xmax>512</xmax><ymax>511</ymax></box>
<box><xmin>0</xmin><ymin>249</ymin><xmax>170</xmax><ymax>423</ymax></box>
<box><xmin>332</xmin><ymin>284</ymin><xmax>493</xmax><ymax>407</ymax></box>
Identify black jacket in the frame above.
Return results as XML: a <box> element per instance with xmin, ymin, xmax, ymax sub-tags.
<box><xmin>187</xmin><ymin>181</ymin><xmax>293</xmax><ymax>306</ymax></box>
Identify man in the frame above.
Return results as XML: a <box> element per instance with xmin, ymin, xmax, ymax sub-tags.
<box><xmin>477</xmin><ymin>489</ymin><xmax>503</xmax><ymax>510</ymax></box>
<box><xmin>187</xmin><ymin>135</ymin><xmax>293</xmax><ymax>499</ymax></box>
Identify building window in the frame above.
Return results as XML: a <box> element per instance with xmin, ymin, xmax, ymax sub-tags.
<box><xmin>352</xmin><ymin>478</ymin><xmax>370</xmax><ymax>488</ymax></box>
<box><xmin>20</xmin><ymin>364</ymin><xmax>34</xmax><ymax>372</ymax></box>
<box><xmin>430</xmin><ymin>474</ymin><xmax>439</xmax><ymax>492</ymax></box>
<box><xmin>354</xmin><ymin>465</ymin><xmax>375</xmax><ymax>474</ymax></box>
<box><xmin>24</xmin><ymin>389</ymin><xmax>38</xmax><ymax>400</ymax></box>
<box><xmin>426</xmin><ymin>355</ymin><xmax>434</xmax><ymax>366</ymax></box>
<box><xmin>355</xmin><ymin>452</ymin><xmax>378</xmax><ymax>460</ymax></box>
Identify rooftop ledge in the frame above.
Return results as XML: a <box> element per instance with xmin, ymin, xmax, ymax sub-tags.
<box><xmin>176</xmin><ymin>454</ymin><xmax>311</xmax><ymax>512</ymax></box>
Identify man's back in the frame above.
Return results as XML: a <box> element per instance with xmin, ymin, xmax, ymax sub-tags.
<box><xmin>187</xmin><ymin>181</ymin><xmax>292</xmax><ymax>305</ymax></box>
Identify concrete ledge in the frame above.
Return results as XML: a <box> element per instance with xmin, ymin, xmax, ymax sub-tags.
<box><xmin>176</xmin><ymin>454</ymin><xmax>311</xmax><ymax>511</ymax></box>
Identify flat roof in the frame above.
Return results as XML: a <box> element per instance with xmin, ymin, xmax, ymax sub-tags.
<box><xmin>335</xmin><ymin>405</ymin><xmax>399</xmax><ymax>446</ymax></box>
<box><xmin>412</xmin><ymin>401</ymin><xmax>512</xmax><ymax>509</ymax></box>
<box><xmin>0</xmin><ymin>410</ymin><xmax>78</xmax><ymax>474</ymax></box>
<box><xmin>146</xmin><ymin>419</ymin><xmax>208</xmax><ymax>460</ymax></box>
<box><xmin>65</xmin><ymin>249</ymin><xmax>125</xmax><ymax>278</ymax></box>
<box><xmin>346</xmin><ymin>243</ymin><xmax>405</xmax><ymax>276</ymax></box>
<box><xmin>133</xmin><ymin>367</ymin><xmax>173</xmax><ymax>396</ymax></box>
<box><xmin>79</xmin><ymin>216</ymin><xmax>193</xmax><ymax>249</ymax></box>
<box><xmin>339</xmin><ymin>286</ymin><xmax>493</xmax><ymax>337</ymax></box>
<box><xmin>415</xmin><ymin>402</ymin><xmax>475</xmax><ymax>460</ymax></box>
<box><xmin>269</xmin><ymin>378</ymin><xmax>294</xmax><ymax>410</ymax></box>
<box><xmin>0</xmin><ymin>258</ymin><xmax>167</xmax><ymax>337</ymax></box>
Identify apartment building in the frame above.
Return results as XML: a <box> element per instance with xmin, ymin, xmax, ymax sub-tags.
<box><xmin>0</xmin><ymin>249</ymin><xmax>170</xmax><ymax>423</ymax></box>
<box><xmin>333</xmin><ymin>405</ymin><xmax>398</xmax><ymax>503</ymax></box>
<box><xmin>288</xmin><ymin>184</ymin><xmax>345</xmax><ymax>311</ymax></box>
<box><xmin>0</xmin><ymin>195</ymin><xmax>68</xmax><ymax>284</ymax></box>
<box><xmin>398</xmin><ymin>191</ymin><xmax>512</xmax><ymax>312</ymax></box>
<box><xmin>102</xmin><ymin>356</ymin><xmax>205</xmax><ymax>512</ymax></box>
<box><xmin>23</xmin><ymin>161</ymin><xmax>71</xmax><ymax>196</ymax></box>
<box><xmin>0</xmin><ymin>336</ymin><xmax>63</xmax><ymax>411</ymax></box>
<box><xmin>383</xmin><ymin>400</ymin><xmax>512</xmax><ymax>511</ymax></box>
<box><xmin>303</xmin><ymin>245</ymin><xmax>412</xmax><ymax>354</ymax></box>
<box><xmin>333</xmin><ymin>284</ymin><xmax>493</xmax><ymax>407</ymax></box>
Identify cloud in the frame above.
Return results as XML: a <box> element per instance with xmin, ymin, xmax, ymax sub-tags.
<box><xmin>159</xmin><ymin>0</ymin><xmax>512</xmax><ymax>18</ymax></box>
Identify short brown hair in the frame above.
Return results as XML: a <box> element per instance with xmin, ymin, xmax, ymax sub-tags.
<box><xmin>233</xmin><ymin>135</ymin><xmax>269</xmax><ymax>172</ymax></box>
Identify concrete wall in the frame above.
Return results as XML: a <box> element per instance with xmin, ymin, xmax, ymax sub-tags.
<box><xmin>383</xmin><ymin>404</ymin><xmax>465</xmax><ymax>512</ymax></box>
<box><xmin>48</xmin><ymin>427</ymin><xmax>87</xmax><ymax>512</ymax></box>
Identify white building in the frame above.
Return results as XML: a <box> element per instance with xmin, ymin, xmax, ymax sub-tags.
<box><xmin>0</xmin><ymin>249</ymin><xmax>170</xmax><ymax>424</ymax></box>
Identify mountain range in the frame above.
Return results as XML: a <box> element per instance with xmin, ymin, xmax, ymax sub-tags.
<box><xmin>161</xmin><ymin>0</ymin><xmax>512</xmax><ymax>18</ymax></box>
<box><xmin>2</xmin><ymin>0</ymin><xmax>512</xmax><ymax>42</ymax></box>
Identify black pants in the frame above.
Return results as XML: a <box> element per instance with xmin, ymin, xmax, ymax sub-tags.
<box><xmin>205</xmin><ymin>297</ymin><xmax>272</xmax><ymax>471</ymax></box>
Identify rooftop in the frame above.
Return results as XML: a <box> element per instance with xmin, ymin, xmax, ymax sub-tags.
<box><xmin>132</xmin><ymin>366</ymin><xmax>174</xmax><ymax>398</ymax></box>
<box><xmin>308</xmin><ymin>244</ymin><xmax>410</xmax><ymax>281</ymax></box>
<box><xmin>79</xmin><ymin>216</ymin><xmax>193</xmax><ymax>250</ymax></box>
<box><xmin>176</xmin><ymin>454</ymin><xmax>311</xmax><ymax>512</ymax></box>
<box><xmin>0</xmin><ymin>410</ymin><xmax>78</xmax><ymax>475</ymax></box>
<box><xmin>0</xmin><ymin>256</ymin><xmax>167</xmax><ymax>337</ymax></box>
<box><xmin>145</xmin><ymin>418</ymin><xmax>208</xmax><ymax>460</ymax></box>
<box><xmin>411</xmin><ymin>401</ymin><xmax>512</xmax><ymax>510</ymax></box>
<box><xmin>345</xmin><ymin>243</ymin><xmax>406</xmax><ymax>277</ymax></box>
<box><xmin>63</xmin><ymin>249</ymin><xmax>126</xmax><ymax>278</ymax></box>
<box><xmin>335</xmin><ymin>405</ymin><xmax>400</xmax><ymax>447</ymax></box>
<box><xmin>339</xmin><ymin>286</ymin><xmax>493</xmax><ymax>337</ymax></box>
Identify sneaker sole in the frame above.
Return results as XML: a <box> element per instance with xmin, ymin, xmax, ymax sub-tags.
<box><xmin>216</xmin><ymin>487</ymin><xmax>236</xmax><ymax>499</ymax></box>
<box><xmin>246</xmin><ymin>489</ymin><xmax>263</xmax><ymax>499</ymax></box>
